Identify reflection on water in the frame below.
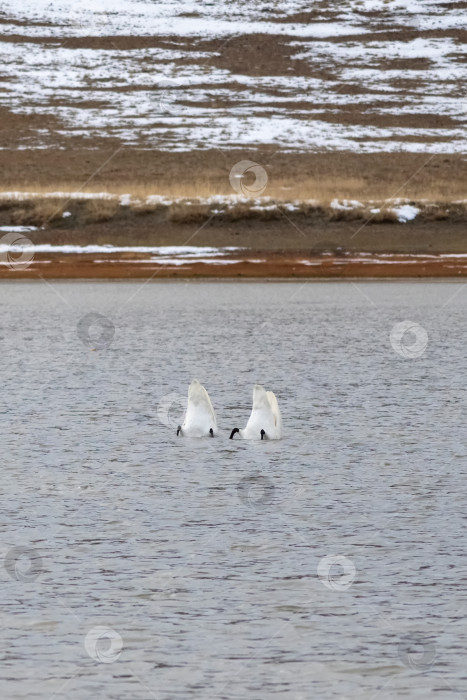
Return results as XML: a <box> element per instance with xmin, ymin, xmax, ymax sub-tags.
<box><xmin>1</xmin><ymin>281</ymin><xmax>467</xmax><ymax>698</ymax></box>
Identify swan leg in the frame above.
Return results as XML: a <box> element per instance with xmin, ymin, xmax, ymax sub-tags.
<box><xmin>209</xmin><ymin>428</ymin><xmax>214</xmax><ymax>437</ymax></box>
<box><xmin>260</xmin><ymin>429</ymin><xmax>266</xmax><ymax>440</ymax></box>
<box><xmin>177</xmin><ymin>425</ymin><xmax>182</xmax><ymax>436</ymax></box>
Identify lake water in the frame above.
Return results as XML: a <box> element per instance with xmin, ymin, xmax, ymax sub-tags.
<box><xmin>2</xmin><ymin>280</ymin><xmax>467</xmax><ymax>699</ymax></box>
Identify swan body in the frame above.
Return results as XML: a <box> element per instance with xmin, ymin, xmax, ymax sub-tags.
<box><xmin>177</xmin><ymin>380</ymin><xmax>217</xmax><ymax>437</ymax></box>
<box><xmin>230</xmin><ymin>385</ymin><xmax>282</xmax><ymax>440</ymax></box>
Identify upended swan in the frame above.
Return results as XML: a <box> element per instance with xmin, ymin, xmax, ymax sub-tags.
<box><xmin>230</xmin><ymin>384</ymin><xmax>282</xmax><ymax>440</ymax></box>
<box><xmin>177</xmin><ymin>379</ymin><xmax>217</xmax><ymax>437</ymax></box>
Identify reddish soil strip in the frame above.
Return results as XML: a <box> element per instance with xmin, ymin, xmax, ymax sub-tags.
<box><xmin>1</xmin><ymin>252</ymin><xmax>467</xmax><ymax>279</ymax></box>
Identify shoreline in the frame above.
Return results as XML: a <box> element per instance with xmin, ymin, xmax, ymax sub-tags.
<box><xmin>2</xmin><ymin>251</ymin><xmax>467</xmax><ymax>279</ymax></box>
<box><xmin>2</xmin><ymin>190</ymin><xmax>467</xmax><ymax>257</ymax></box>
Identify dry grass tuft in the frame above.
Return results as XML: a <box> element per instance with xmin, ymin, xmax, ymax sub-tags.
<box><xmin>10</xmin><ymin>199</ymin><xmax>66</xmax><ymax>226</ymax></box>
<box><xmin>420</xmin><ymin>204</ymin><xmax>450</xmax><ymax>221</ymax></box>
<box><xmin>326</xmin><ymin>206</ymin><xmax>367</xmax><ymax>222</ymax></box>
<box><xmin>294</xmin><ymin>202</ymin><xmax>326</xmax><ymax>217</ymax></box>
<box><xmin>224</xmin><ymin>203</ymin><xmax>281</xmax><ymax>221</ymax></box>
<box><xmin>83</xmin><ymin>199</ymin><xmax>119</xmax><ymax>223</ymax></box>
<box><xmin>129</xmin><ymin>201</ymin><xmax>165</xmax><ymax>215</ymax></box>
<box><xmin>167</xmin><ymin>202</ymin><xmax>211</xmax><ymax>223</ymax></box>
<box><xmin>370</xmin><ymin>208</ymin><xmax>400</xmax><ymax>223</ymax></box>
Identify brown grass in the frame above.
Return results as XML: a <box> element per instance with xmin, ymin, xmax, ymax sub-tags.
<box><xmin>226</xmin><ymin>203</ymin><xmax>282</xmax><ymax>220</ymax></box>
<box><xmin>370</xmin><ymin>208</ymin><xmax>400</xmax><ymax>223</ymax></box>
<box><xmin>10</xmin><ymin>199</ymin><xmax>66</xmax><ymax>226</ymax></box>
<box><xmin>421</xmin><ymin>206</ymin><xmax>449</xmax><ymax>221</ymax></box>
<box><xmin>5</xmin><ymin>173</ymin><xmax>466</xmax><ymax>203</ymax></box>
<box><xmin>167</xmin><ymin>202</ymin><xmax>211</xmax><ymax>223</ymax></box>
<box><xmin>0</xmin><ymin>193</ymin><xmax>466</xmax><ymax>228</ymax></box>
<box><xmin>326</xmin><ymin>206</ymin><xmax>367</xmax><ymax>222</ymax></box>
<box><xmin>82</xmin><ymin>199</ymin><xmax>119</xmax><ymax>223</ymax></box>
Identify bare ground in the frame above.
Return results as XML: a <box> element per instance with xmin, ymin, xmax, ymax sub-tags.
<box><xmin>2</xmin><ymin>10</ymin><xmax>466</xmax><ymax>267</ymax></box>
<box><xmin>2</xmin><ymin>148</ymin><xmax>466</xmax><ymax>202</ymax></box>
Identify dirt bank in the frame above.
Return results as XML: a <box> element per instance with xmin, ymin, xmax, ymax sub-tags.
<box><xmin>2</xmin><ymin>251</ymin><xmax>466</xmax><ymax>280</ymax></box>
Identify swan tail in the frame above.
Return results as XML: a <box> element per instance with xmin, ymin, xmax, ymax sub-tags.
<box><xmin>241</xmin><ymin>384</ymin><xmax>277</xmax><ymax>439</ymax></box>
<box><xmin>252</xmin><ymin>384</ymin><xmax>271</xmax><ymax>410</ymax></box>
<box><xmin>184</xmin><ymin>379</ymin><xmax>217</xmax><ymax>433</ymax></box>
<box><xmin>267</xmin><ymin>390</ymin><xmax>282</xmax><ymax>437</ymax></box>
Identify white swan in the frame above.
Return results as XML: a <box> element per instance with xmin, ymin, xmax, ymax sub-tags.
<box><xmin>177</xmin><ymin>379</ymin><xmax>217</xmax><ymax>437</ymax></box>
<box><xmin>230</xmin><ymin>385</ymin><xmax>282</xmax><ymax>440</ymax></box>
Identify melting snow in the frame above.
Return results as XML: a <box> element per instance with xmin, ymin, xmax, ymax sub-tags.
<box><xmin>392</xmin><ymin>204</ymin><xmax>420</xmax><ymax>222</ymax></box>
<box><xmin>0</xmin><ymin>225</ymin><xmax>38</xmax><ymax>232</ymax></box>
<box><xmin>0</xmin><ymin>243</ymin><xmax>241</xmax><ymax>256</ymax></box>
<box><xmin>0</xmin><ymin>0</ymin><xmax>465</xmax><ymax>153</ymax></box>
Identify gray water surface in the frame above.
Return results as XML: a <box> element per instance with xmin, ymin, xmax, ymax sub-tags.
<box><xmin>2</xmin><ymin>281</ymin><xmax>467</xmax><ymax>699</ymax></box>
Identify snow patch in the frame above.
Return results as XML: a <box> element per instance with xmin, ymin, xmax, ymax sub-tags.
<box><xmin>392</xmin><ymin>204</ymin><xmax>420</xmax><ymax>222</ymax></box>
<box><xmin>0</xmin><ymin>225</ymin><xmax>38</xmax><ymax>232</ymax></box>
<box><xmin>331</xmin><ymin>199</ymin><xmax>363</xmax><ymax>210</ymax></box>
<box><xmin>0</xmin><ymin>243</ymin><xmax>241</xmax><ymax>256</ymax></box>
<box><xmin>0</xmin><ymin>1</ymin><xmax>465</xmax><ymax>153</ymax></box>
